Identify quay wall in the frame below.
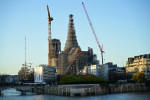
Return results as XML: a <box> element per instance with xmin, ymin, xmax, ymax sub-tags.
<box><xmin>32</xmin><ymin>84</ymin><xmax>150</xmax><ymax>96</ymax></box>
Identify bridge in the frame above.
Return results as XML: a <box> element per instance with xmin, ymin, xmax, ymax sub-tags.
<box><xmin>0</xmin><ymin>85</ymin><xmax>45</xmax><ymax>95</ymax></box>
<box><xmin>0</xmin><ymin>84</ymin><xmax>149</xmax><ymax>96</ymax></box>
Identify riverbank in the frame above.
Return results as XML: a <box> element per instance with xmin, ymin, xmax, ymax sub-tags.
<box><xmin>32</xmin><ymin>83</ymin><xmax>150</xmax><ymax>96</ymax></box>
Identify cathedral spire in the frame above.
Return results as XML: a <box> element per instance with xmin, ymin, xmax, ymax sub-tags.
<box><xmin>64</xmin><ymin>14</ymin><xmax>80</xmax><ymax>52</ymax></box>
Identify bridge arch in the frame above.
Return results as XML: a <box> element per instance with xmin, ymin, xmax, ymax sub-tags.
<box><xmin>0</xmin><ymin>86</ymin><xmax>35</xmax><ymax>95</ymax></box>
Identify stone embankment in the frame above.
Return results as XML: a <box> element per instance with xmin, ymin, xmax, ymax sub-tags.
<box><xmin>32</xmin><ymin>83</ymin><xmax>150</xmax><ymax>96</ymax></box>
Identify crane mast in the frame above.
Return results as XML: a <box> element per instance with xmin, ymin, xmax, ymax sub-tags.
<box><xmin>47</xmin><ymin>5</ymin><xmax>54</xmax><ymax>66</ymax></box>
<box><xmin>82</xmin><ymin>2</ymin><xmax>104</xmax><ymax>65</ymax></box>
<box><xmin>47</xmin><ymin>5</ymin><xmax>53</xmax><ymax>41</ymax></box>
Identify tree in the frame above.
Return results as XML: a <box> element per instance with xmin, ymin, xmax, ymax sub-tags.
<box><xmin>132</xmin><ymin>72</ymin><xmax>146</xmax><ymax>83</ymax></box>
<box><xmin>58</xmin><ymin>74</ymin><xmax>107</xmax><ymax>84</ymax></box>
<box><xmin>18</xmin><ymin>67</ymin><xmax>34</xmax><ymax>82</ymax></box>
<box><xmin>132</xmin><ymin>74</ymin><xmax>137</xmax><ymax>81</ymax></box>
<box><xmin>136</xmin><ymin>72</ymin><xmax>146</xmax><ymax>83</ymax></box>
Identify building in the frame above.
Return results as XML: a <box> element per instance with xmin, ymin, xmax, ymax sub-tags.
<box><xmin>116</xmin><ymin>67</ymin><xmax>126</xmax><ymax>74</ymax></box>
<box><xmin>99</xmin><ymin>64</ymin><xmax>109</xmax><ymax>80</ymax></box>
<box><xmin>105</xmin><ymin>62</ymin><xmax>117</xmax><ymax>70</ymax></box>
<box><xmin>52</xmin><ymin>39</ymin><xmax>61</xmax><ymax>58</ymax></box>
<box><xmin>81</xmin><ymin>65</ymin><xmax>100</xmax><ymax>77</ymax></box>
<box><xmin>126</xmin><ymin>54</ymin><xmax>150</xmax><ymax>80</ymax></box>
<box><xmin>99</xmin><ymin>62</ymin><xmax>117</xmax><ymax>80</ymax></box>
<box><xmin>34</xmin><ymin>65</ymin><xmax>57</xmax><ymax>83</ymax></box>
<box><xmin>0</xmin><ymin>75</ymin><xmax>18</xmax><ymax>84</ymax></box>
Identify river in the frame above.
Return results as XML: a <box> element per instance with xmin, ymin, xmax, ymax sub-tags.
<box><xmin>0</xmin><ymin>92</ymin><xmax>150</xmax><ymax>100</ymax></box>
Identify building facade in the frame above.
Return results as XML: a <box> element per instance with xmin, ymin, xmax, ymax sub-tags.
<box><xmin>34</xmin><ymin>65</ymin><xmax>57</xmax><ymax>83</ymax></box>
<box><xmin>0</xmin><ymin>75</ymin><xmax>18</xmax><ymax>84</ymax></box>
<box><xmin>99</xmin><ymin>62</ymin><xmax>117</xmax><ymax>80</ymax></box>
<box><xmin>81</xmin><ymin>65</ymin><xmax>100</xmax><ymax>77</ymax></box>
<box><xmin>126</xmin><ymin>54</ymin><xmax>150</xmax><ymax>80</ymax></box>
<box><xmin>99</xmin><ymin>64</ymin><xmax>109</xmax><ymax>80</ymax></box>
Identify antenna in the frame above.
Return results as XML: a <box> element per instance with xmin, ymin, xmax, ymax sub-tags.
<box><xmin>25</xmin><ymin>36</ymin><xmax>27</xmax><ymax>68</ymax></box>
<box><xmin>25</xmin><ymin>36</ymin><xmax>27</xmax><ymax>79</ymax></box>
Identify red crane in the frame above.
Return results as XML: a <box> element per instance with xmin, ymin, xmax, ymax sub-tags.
<box><xmin>82</xmin><ymin>2</ymin><xmax>104</xmax><ymax>65</ymax></box>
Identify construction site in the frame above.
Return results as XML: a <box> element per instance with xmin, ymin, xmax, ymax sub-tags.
<box><xmin>47</xmin><ymin>2</ymin><xmax>103</xmax><ymax>77</ymax></box>
<box><xmin>18</xmin><ymin>2</ymin><xmax>106</xmax><ymax>83</ymax></box>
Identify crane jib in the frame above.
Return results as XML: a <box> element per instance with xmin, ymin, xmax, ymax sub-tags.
<box><xmin>82</xmin><ymin>1</ymin><xmax>104</xmax><ymax>65</ymax></box>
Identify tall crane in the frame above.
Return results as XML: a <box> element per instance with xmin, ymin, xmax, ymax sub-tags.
<box><xmin>47</xmin><ymin>5</ymin><xmax>55</xmax><ymax>66</ymax></box>
<box><xmin>47</xmin><ymin>4</ymin><xmax>53</xmax><ymax>41</ymax></box>
<box><xmin>82</xmin><ymin>2</ymin><xmax>104</xmax><ymax>65</ymax></box>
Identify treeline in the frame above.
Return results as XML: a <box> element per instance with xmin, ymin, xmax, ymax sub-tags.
<box><xmin>58</xmin><ymin>74</ymin><xmax>107</xmax><ymax>84</ymax></box>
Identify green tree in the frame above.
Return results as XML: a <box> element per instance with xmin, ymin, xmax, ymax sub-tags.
<box><xmin>58</xmin><ymin>74</ymin><xmax>107</xmax><ymax>84</ymax></box>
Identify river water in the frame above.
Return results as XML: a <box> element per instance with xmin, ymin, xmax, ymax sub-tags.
<box><xmin>0</xmin><ymin>92</ymin><xmax>150</xmax><ymax>100</ymax></box>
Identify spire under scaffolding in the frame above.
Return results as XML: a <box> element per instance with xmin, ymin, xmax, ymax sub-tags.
<box><xmin>64</xmin><ymin>14</ymin><xmax>80</xmax><ymax>52</ymax></box>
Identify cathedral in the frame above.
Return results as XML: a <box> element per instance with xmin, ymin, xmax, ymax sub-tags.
<box><xmin>48</xmin><ymin>14</ymin><xmax>99</xmax><ymax>76</ymax></box>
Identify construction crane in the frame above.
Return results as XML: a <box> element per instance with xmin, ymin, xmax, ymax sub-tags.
<box><xmin>47</xmin><ymin>4</ymin><xmax>55</xmax><ymax>66</ymax></box>
<box><xmin>82</xmin><ymin>2</ymin><xmax>104</xmax><ymax>65</ymax></box>
<box><xmin>47</xmin><ymin>4</ymin><xmax>53</xmax><ymax>41</ymax></box>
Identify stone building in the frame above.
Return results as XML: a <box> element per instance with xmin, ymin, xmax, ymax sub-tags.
<box><xmin>52</xmin><ymin>39</ymin><xmax>61</xmax><ymax>58</ymax></box>
<box><xmin>48</xmin><ymin>39</ymin><xmax>61</xmax><ymax>67</ymax></box>
<box><xmin>48</xmin><ymin>14</ymin><xmax>99</xmax><ymax>76</ymax></box>
<box><xmin>126</xmin><ymin>54</ymin><xmax>150</xmax><ymax>80</ymax></box>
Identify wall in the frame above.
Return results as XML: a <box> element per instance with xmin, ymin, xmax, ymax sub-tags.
<box><xmin>32</xmin><ymin>84</ymin><xmax>150</xmax><ymax>96</ymax></box>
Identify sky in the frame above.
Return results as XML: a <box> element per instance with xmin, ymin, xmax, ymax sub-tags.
<box><xmin>0</xmin><ymin>0</ymin><xmax>150</xmax><ymax>75</ymax></box>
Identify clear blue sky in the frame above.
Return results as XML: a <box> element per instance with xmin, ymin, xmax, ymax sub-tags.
<box><xmin>0</xmin><ymin>0</ymin><xmax>150</xmax><ymax>75</ymax></box>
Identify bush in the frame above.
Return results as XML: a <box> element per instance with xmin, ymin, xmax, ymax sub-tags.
<box><xmin>58</xmin><ymin>74</ymin><xmax>107</xmax><ymax>84</ymax></box>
